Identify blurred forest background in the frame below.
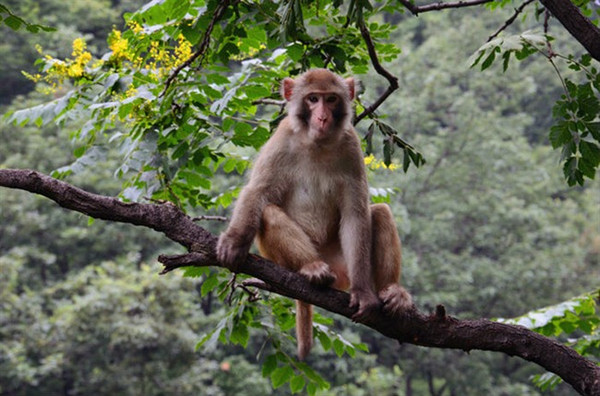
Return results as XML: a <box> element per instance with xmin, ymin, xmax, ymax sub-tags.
<box><xmin>0</xmin><ymin>0</ymin><xmax>598</xmax><ymax>395</ymax></box>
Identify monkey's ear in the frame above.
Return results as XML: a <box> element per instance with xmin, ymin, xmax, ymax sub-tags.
<box><xmin>282</xmin><ymin>78</ymin><xmax>295</xmax><ymax>101</ymax></box>
<box><xmin>345</xmin><ymin>77</ymin><xmax>355</xmax><ymax>100</ymax></box>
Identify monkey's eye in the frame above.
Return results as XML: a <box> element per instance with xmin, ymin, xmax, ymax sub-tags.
<box><xmin>307</xmin><ymin>95</ymin><xmax>319</xmax><ymax>103</ymax></box>
<box><xmin>325</xmin><ymin>95</ymin><xmax>338</xmax><ymax>104</ymax></box>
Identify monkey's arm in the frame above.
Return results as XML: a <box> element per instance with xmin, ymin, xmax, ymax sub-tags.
<box><xmin>216</xmin><ymin>184</ymin><xmax>267</xmax><ymax>268</ymax></box>
<box><xmin>217</xmin><ymin>139</ymin><xmax>287</xmax><ymax>269</ymax></box>
<box><xmin>340</xmin><ymin>176</ymin><xmax>380</xmax><ymax>320</ymax></box>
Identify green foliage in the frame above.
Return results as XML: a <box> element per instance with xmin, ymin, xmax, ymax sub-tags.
<box><xmin>4</xmin><ymin>0</ymin><xmax>418</xmax><ymax>212</ymax></box>
<box><xmin>550</xmin><ymin>55</ymin><xmax>600</xmax><ymax>186</ymax></box>
<box><xmin>499</xmin><ymin>291</ymin><xmax>600</xmax><ymax>391</ymax></box>
<box><xmin>185</xmin><ymin>266</ymin><xmax>370</xmax><ymax>395</ymax></box>
<box><xmin>0</xmin><ymin>3</ymin><xmax>55</xmax><ymax>32</ymax></box>
<box><xmin>471</xmin><ymin>31</ymin><xmax>600</xmax><ymax>186</ymax></box>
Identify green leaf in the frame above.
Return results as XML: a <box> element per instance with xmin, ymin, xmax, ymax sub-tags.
<box><xmin>332</xmin><ymin>338</ymin><xmax>344</xmax><ymax>357</ymax></box>
<box><xmin>73</xmin><ymin>146</ymin><xmax>86</xmax><ymax>158</ymax></box>
<box><xmin>244</xmin><ymin>85</ymin><xmax>271</xmax><ymax>100</ymax></box>
<box><xmin>549</xmin><ymin>123</ymin><xmax>572</xmax><ymax>149</ymax></box>
<box><xmin>383</xmin><ymin>138</ymin><xmax>393</xmax><ymax>166</ymax></box>
<box><xmin>317</xmin><ymin>331</ymin><xmax>332</xmax><ymax>351</ymax></box>
<box><xmin>480</xmin><ymin>50</ymin><xmax>496</xmax><ymax>70</ymax></box>
<box><xmin>4</xmin><ymin>14</ymin><xmax>22</xmax><ymax>30</ymax></box>
<box><xmin>578</xmin><ymin>157</ymin><xmax>596</xmax><ymax>180</ymax></box>
<box><xmin>201</xmin><ymin>273</ymin><xmax>219</xmax><ymax>297</ymax></box>
<box><xmin>182</xmin><ymin>266</ymin><xmax>210</xmax><ymax>278</ymax></box>
<box><xmin>271</xmin><ymin>366</ymin><xmax>294</xmax><ymax>389</ymax></box>
<box><xmin>287</xmin><ymin>43</ymin><xmax>304</xmax><ymax>62</ymax></box>
<box><xmin>290</xmin><ymin>375</ymin><xmax>306</xmax><ymax>394</ymax></box>
<box><xmin>261</xmin><ymin>354</ymin><xmax>277</xmax><ymax>377</ymax></box>
<box><xmin>234</xmin><ymin>122</ymin><xmax>253</xmax><ymax>136</ymax></box>
<box><xmin>179</xmin><ymin>170</ymin><xmax>210</xmax><ymax>188</ymax></box>
<box><xmin>230</xmin><ymin>320</ymin><xmax>249</xmax><ymax>347</ymax></box>
<box><xmin>580</xmin><ymin>141</ymin><xmax>600</xmax><ymax>167</ymax></box>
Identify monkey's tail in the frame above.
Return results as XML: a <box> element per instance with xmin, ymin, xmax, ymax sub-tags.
<box><xmin>295</xmin><ymin>300</ymin><xmax>313</xmax><ymax>360</ymax></box>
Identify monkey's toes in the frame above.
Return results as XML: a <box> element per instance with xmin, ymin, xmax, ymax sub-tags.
<box><xmin>299</xmin><ymin>261</ymin><xmax>336</xmax><ymax>286</ymax></box>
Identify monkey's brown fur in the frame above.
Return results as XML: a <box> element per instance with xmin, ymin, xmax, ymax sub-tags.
<box><xmin>217</xmin><ymin>69</ymin><xmax>412</xmax><ymax>359</ymax></box>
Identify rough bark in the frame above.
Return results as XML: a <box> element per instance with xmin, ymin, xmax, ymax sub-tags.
<box><xmin>538</xmin><ymin>0</ymin><xmax>600</xmax><ymax>62</ymax></box>
<box><xmin>1</xmin><ymin>168</ymin><xmax>598</xmax><ymax>395</ymax></box>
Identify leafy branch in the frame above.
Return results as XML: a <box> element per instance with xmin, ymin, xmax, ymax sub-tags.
<box><xmin>488</xmin><ymin>0</ymin><xmax>537</xmax><ymax>42</ymax></box>
<box><xmin>354</xmin><ymin>22</ymin><xmax>399</xmax><ymax>124</ymax></box>
<box><xmin>0</xmin><ymin>168</ymin><xmax>598</xmax><ymax>396</ymax></box>
<box><xmin>161</xmin><ymin>0</ymin><xmax>239</xmax><ymax>96</ymax></box>
<box><xmin>470</xmin><ymin>31</ymin><xmax>600</xmax><ymax>186</ymax></box>
<box><xmin>538</xmin><ymin>0</ymin><xmax>600</xmax><ymax>62</ymax></box>
<box><xmin>0</xmin><ymin>3</ymin><xmax>55</xmax><ymax>32</ymax></box>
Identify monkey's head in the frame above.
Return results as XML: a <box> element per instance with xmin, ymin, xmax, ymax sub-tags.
<box><xmin>281</xmin><ymin>69</ymin><xmax>355</xmax><ymax>142</ymax></box>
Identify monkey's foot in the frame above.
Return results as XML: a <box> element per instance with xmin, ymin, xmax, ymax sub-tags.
<box><xmin>350</xmin><ymin>289</ymin><xmax>381</xmax><ymax>322</ymax></box>
<box><xmin>299</xmin><ymin>261</ymin><xmax>336</xmax><ymax>286</ymax></box>
<box><xmin>379</xmin><ymin>284</ymin><xmax>413</xmax><ymax>315</ymax></box>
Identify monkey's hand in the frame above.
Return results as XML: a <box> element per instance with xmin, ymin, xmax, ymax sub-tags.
<box><xmin>216</xmin><ymin>232</ymin><xmax>252</xmax><ymax>272</ymax></box>
<box><xmin>349</xmin><ymin>288</ymin><xmax>381</xmax><ymax>322</ymax></box>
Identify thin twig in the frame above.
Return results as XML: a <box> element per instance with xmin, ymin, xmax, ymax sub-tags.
<box><xmin>544</xmin><ymin>8</ymin><xmax>555</xmax><ymax>56</ymax></box>
<box><xmin>252</xmin><ymin>98</ymin><xmax>285</xmax><ymax>106</ymax></box>
<box><xmin>225</xmin><ymin>274</ymin><xmax>262</xmax><ymax>303</ymax></box>
<box><xmin>488</xmin><ymin>0</ymin><xmax>536</xmax><ymax>42</ymax></box>
<box><xmin>192</xmin><ymin>215</ymin><xmax>229</xmax><ymax>222</ymax></box>
<box><xmin>399</xmin><ymin>0</ymin><xmax>494</xmax><ymax>16</ymax></box>
<box><xmin>225</xmin><ymin>273</ymin><xmax>238</xmax><ymax>305</ymax></box>
<box><xmin>161</xmin><ymin>0</ymin><xmax>237</xmax><ymax>96</ymax></box>
<box><xmin>355</xmin><ymin>22</ymin><xmax>399</xmax><ymax>124</ymax></box>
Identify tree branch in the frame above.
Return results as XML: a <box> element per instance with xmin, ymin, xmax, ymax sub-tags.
<box><xmin>161</xmin><ymin>0</ymin><xmax>238</xmax><ymax>96</ymax></box>
<box><xmin>488</xmin><ymin>0</ymin><xmax>537</xmax><ymax>42</ymax></box>
<box><xmin>1</xmin><ymin>168</ymin><xmax>599</xmax><ymax>395</ymax></box>
<box><xmin>538</xmin><ymin>0</ymin><xmax>600</xmax><ymax>62</ymax></box>
<box><xmin>398</xmin><ymin>0</ymin><xmax>494</xmax><ymax>16</ymax></box>
<box><xmin>355</xmin><ymin>23</ymin><xmax>399</xmax><ymax>124</ymax></box>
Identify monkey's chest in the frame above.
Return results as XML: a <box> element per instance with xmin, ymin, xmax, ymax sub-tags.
<box><xmin>283</xmin><ymin>177</ymin><xmax>342</xmax><ymax>243</ymax></box>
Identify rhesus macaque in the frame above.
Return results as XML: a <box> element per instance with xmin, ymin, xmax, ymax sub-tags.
<box><xmin>217</xmin><ymin>68</ymin><xmax>412</xmax><ymax>359</ymax></box>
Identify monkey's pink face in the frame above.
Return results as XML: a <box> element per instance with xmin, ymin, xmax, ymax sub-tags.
<box><xmin>304</xmin><ymin>93</ymin><xmax>342</xmax><ymax>140</ymax></box>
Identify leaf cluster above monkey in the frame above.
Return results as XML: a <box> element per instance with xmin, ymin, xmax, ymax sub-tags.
<box><xmin>217</xmin><ymin>68</ymin><xmax>412</xmax><ymax>360</ymax></box>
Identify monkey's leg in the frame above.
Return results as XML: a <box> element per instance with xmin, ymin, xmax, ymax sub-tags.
<box><xmin>257</xmin><ymin>204</ymin><xmax>333</xmax><ymax>360</ymax></box>
<box><xmin>257</xmin><ymin>204</ymin><xmax>335</xmax><ymax>285</ymax></box>
<box><xmin>370</xmin><ymin>203</ymin><xmax>413</xmax><ymax>313</ymax></box>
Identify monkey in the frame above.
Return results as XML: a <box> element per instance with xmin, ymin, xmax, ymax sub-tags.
<box><xmin>217</xmin><ymin>68</ymin><xmax>412</xmax><ymax>360</ymax></box>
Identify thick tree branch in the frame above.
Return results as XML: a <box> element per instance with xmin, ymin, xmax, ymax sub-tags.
<box><xmin>1</xmin><ymin>168</ymin><xmax>598</xmax><ymax>395</ymax></box>
<box><xmin>538</xmin><ymin>0</ymin><xmax>600</xmax><ymax>62</ymax></box>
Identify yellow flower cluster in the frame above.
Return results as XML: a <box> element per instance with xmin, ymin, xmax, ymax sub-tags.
<box><xmin>144</xmin><ymin>34</ymin><xmax>194</xmax><ymax>79</ymax></box>
<box><xmin>69</xmin><ymin>38</ymin><xmax>92</xmax><ymax>77</ymax></box>
<box><xmin>109</xmin><ymin>30</ymin><xmax>131</xmax><ymax>62</ymax></box>
<box><xmin>364</xmin><ymin>154</ymin><xmax>399</xmax><ymax>171</ymax></box>
<box><xmin>23</xmin><ymin>39</ymin><xmax>93</xmax><ymax>91</ymax></box>
<box><xmin>24</xmin><ymin>27</ymin><xmax>194</xmax><ymax>92</ymax></box>
<box><xmin>174</xmin><ymin>34</ymin><xmax>193</xmax><ymax>66</ymax></box>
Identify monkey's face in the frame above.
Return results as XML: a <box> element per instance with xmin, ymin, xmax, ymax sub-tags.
<box><xmin>303</xmin><ymin>92</ymin><xmax>345</xmax><ymax>141</ymax></box>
